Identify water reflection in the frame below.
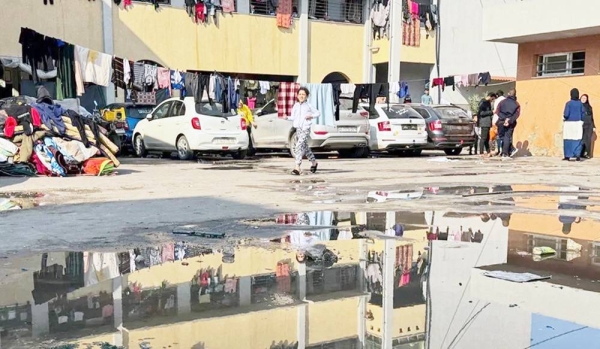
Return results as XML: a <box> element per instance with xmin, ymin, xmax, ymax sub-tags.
<box><xmin>1</xmin><ymin>204</ymin><xmax>600</xmax><ymax>348</ymax></box>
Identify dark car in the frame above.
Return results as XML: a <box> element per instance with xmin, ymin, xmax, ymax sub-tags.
<box><xmin>408</xmin><ymin>104</ymin><xmax>476</xmax><ymax>156</ymax></box>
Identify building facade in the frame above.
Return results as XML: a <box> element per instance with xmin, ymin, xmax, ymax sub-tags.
<box><xmin>428</xmin><ymin>0</ymin><xmax>517</xmax><ymax>109</ymax></box>
<box><xmin>1</xmin><ymin>0</ymin><xmax>435</xmax><ymax>104</ymax></box>
<box><xmin>483</xmin><ymin>0</ymin><xmax>600</xmax><ymax>157</ymax></box>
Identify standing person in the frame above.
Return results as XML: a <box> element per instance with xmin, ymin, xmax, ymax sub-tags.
<box><xmin>287</xmin><ymin>87</ymin><xmax>319</xmax><ymax>175</ymax></box>
<box><xmin>562</xmin><ymin>88</ymin><xmax>585</xmax><ymax>161</ymax></box>
<box><xmin>404</xmin><ymin>95</ymin><xmax>412</xmax><ymax>103</ymax></box>
<box><xmin>580</xmin><ymin>94</ymin><xmax>595</xmax><ymax>158</ymax></box>
<box><xmin>497</xmin><ymin>89</ymin><xmax>520</xmax><ymax>158</ymax></box>
<box><xmin>468</xmin><ymin>109</ymin><xmax>479</xmax><ymax>155</ymax></box>
<box><xmin>421</xmin><ymin>89</ymin><xmax>433</xmax><ymax>105</ymax></box>
<box><xmin>477</xmin><ymin>92</ymin><xmax>496</xmax><ymax>156</ymax></box>
<box><xmin>493</xmin><ymin>90</ymin><xmax>506</xmax><ymax>156</ymax></box>
<box><xmin>237</xmin><ymin>100</ymin><xmax>257</xmax><ymax>154</ymax></box>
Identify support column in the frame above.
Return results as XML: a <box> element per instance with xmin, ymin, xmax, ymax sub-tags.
<box><xmin>102</xmin><ymin>0</ymin><xmax>115</xmax><ymax>104</ymax></box>
<box><xmin>357</xmin><ymin>239</ymin><xmax>368</xmax><ymax>347</ymax></box>
<box><xmin>177</xmin><ymin>282</ymin><xmax>192</xmax><ymax>314</ymax></box>
<box><xmin>362</xmin><ymin>0</ymin><xmax>373</xmax><ymax>83</ymax></box>
<box><xmin>112</xmin><ymin>277</ymin><xmax>124</xmax><ymax>346</ymax></box>
<box><xmin>297</xmin><ymin>304</ymin><xmax>307</xmax><ymax>348</ymax></box>
<box><xmin>381</xmin><ymin>213</ymin><xmax>396</xmax><ymax>349</ymax></box>
<box><xmin>298</xmin><ymin>0</ymin><xmax>310</xmax><ymax>83</ymax></box>
<box><xmin>31</xmin><ymin>302</ymin><xmax>49</xmax><ymax>338</ymax></box>
<box><xmin>387</xmin><ymin>0</ymin><xmax>402</xmax><ymax>103</ymax></box>
<box><xmin>239</xmin><ymin>276</ymin><xmax>252</xmax><ymax>306</ymax></box>
<box><xmin>297</xmin><ymin>263</ymin><xmax>307</xmax><ymax>300</ymax></box>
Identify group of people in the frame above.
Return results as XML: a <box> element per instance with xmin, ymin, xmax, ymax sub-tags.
<box><xmin>474</xmin><ymin>89</ymin><xmax>520</xmax><ymax>158</ymax></box>
<box><xmin>562</xmin><ymin>88</ymin><xmax>595</xmax><ymax>161</ymax></box>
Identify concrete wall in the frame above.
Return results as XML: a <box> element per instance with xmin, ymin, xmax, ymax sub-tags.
<box><xmin>426</xmin><ymin>212</ymin><xmax>510</xmax><ymax>349</ymax></box>
<box><xmin>429</xmin><ymin>0</ymin><xmax>518</xmax><ymax>105</ymax></box>
<box><xmin>371</xmin><ymin>29</ymin><xmax>436</xmax><ymax>66</ymax></box>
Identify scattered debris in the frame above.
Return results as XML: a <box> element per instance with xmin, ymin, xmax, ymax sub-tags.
<box><xmin>483</xmin><ymin>271</ymin><xmax>551</xmax><ymax>283</ymax></box>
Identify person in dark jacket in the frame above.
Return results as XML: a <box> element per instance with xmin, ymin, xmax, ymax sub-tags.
<box><xmin>563</xmin><ymin>88</ymin><xmax>585</xmax><ymax>161</ymax></box>
<box><xmin>580</xmin><ymin>94</ymin><xmax>595</xmax><ymax>158</ymax></box>
<box><xmin>497</xmin><ymin>89</ymin><xmax>520</xmax><ymax>158</ymax></box>
<box><xmin>476</xmin><ymin>92</ymin><xmax>496</xmax><ymax>156</ymax></box>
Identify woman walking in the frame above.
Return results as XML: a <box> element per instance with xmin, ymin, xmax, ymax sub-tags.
<box><xmin>288</xmin><ymin>87</ymin><xmax>319</xmax><ymax>175</ymax></box>
<box><xmin>237</xmin><ymin>100</ymin><xmax>256</xmax><ymax>154</ymax></box>
<box><xmin>562</xmin><ymin>88</ymin><xmax>585</xmax><ymax>161</ymax></box>
<box><xmin>580</xmin><ymin>94</ymin><xmax>595</xmax><ymax>158</ymax></box>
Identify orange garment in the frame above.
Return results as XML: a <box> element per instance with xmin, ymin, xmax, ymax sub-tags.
<box><xmin>276</xmin><ymin>0</ymin><xmax>292</xmax><ymax>28</ymax></box>
<box><xmin>490</xmin><ymin>125</ymin><xmax>498</xmax><ymax>141</ymax></box>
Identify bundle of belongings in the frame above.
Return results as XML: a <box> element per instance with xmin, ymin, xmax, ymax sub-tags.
<box><xmin>0</xmin><ymin>86</ymin><xmax>119</xmax><ymax>177</ymax></box>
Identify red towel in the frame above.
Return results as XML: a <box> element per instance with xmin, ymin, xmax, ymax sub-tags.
<box><xmin>30</xmin><ymin>107</ymin><xmax>42</xmax><ymax>127</ymax></box>
<box><xmin>3</xmin><ymin>117</ymin><xmax>17</xmax><ymax>138</ymax></box>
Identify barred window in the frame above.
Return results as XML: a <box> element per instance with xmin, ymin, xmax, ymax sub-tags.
<box><xmin>309</xmin><ymin>0</ymin><xmax>364</xmax><ymax>24</ymax></box>
<box><xmin>536</xmin><ymin>51</ymin><xmax>585</xmax><ymax>77</ymax></box>
<box><xmin>133</xmin><ymin>0</ymin><xmax>171</xmax><ymax>4</ymax></box>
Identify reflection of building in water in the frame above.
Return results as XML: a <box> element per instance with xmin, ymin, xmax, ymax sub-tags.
<box><xmin>426</xmin><ymin>211</ymin><xmax>511</xmax><ymax>349</ymax></box>
<box><xmin>0</xmin><ymin>233</ymin><xmax>371</xmax><ymax>348</ymax></box>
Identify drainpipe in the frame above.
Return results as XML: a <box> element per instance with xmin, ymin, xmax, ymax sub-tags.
<box><xmin>298</xmin><ymin>0</ymin><xmax>310</xmax><ymax>83</ymax></box>
<box><xmin>387</xmin><ymin>0</ymin><xmax>402</xmax><ymax>103</ymax></box>
<box><xmin>435</xmin><ymin>0</ymin><xmax>441</xmax><ymax>104</ymax></box>
<box><xmin>102</xmin><ymin>0</ymin><xmax>115</xmax><ymax>104</ymax></box>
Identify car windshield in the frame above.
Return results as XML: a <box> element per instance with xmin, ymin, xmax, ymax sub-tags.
<box><xmin>195</xmin><ymin>102</ymin><xmax>234</xmax><ymax>117</ymax></box>
<box><xmin>126</xmin><ymin>106</ymin><xmax>154</xmax><ymax>119</ymax></box>
<box><xmin>433</xmin><ymin>107</ymin><xmax>470</xmax><ymax>120</ymax></box>
<box><xmin>382</xmin><ymin>105</ymin><xmax>422</xmax><ymax>119</ymax></box>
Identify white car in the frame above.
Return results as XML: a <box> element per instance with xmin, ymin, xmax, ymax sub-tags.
<box><xmin>362</xmin><ymin>103</ymin><xmax>428</xmax><ymax>156</ymax></box>
<box><xmin>133</xmin><ymin>97</ymin><xmax>249</xmax><ymax>160</ymax></box>
<box><xmin>251</xmin><ymin>98</ymin><xmax>371</xmax><ymax>158</ymax></box>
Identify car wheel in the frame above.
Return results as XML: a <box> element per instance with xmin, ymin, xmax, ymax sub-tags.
<box><xmin>134</xmin><ymin>135</ymin><xmax>147</xmax><ymax>158</ymax></box>
<box><xmin>357</xmin><ymin>147</ymin><xmax>371</xmax><ymax>158</ymax></box>
<box><xmin>444</xmin><ymin>148</ymin><xmax>463</xmax><ymax>156</ymax></box>
<box><xmin>232</xmin><ymin>149</ymin><xmax>248</xmax><ymax>160</ymax></box>
<box><xmin>390</xmin><ymin>150</ymin><xmax>408</xmax><ymax>157</ymax></box>
<box><xmin>162</xmin><ymin>152</ymin><xmax>172</xmax><ymax>159</ymax></box>
<box><xmin>410</xmin><ymin>149</ymin><xmax>423</xmax><ymax>157</ymax></box>
<box><xmin>289</xmin><ymin>131</ymin><xmax>298</xmax><ymax>158</ymax></box>
<box><xmin>176</xmin><ymin>136</ymin><xmax>194</xmax><ymax>160</ymax></box>
<box><xmin>109</xmin><ymin>132</ymin><xmax>122</xmax><ymax>156</ymax></box>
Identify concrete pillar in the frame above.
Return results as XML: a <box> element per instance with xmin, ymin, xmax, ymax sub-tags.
<box><xmin>239</xmin><ymin>276</ymin><xmax>252</xmax><ymax>306</ymax></box>
<box><xmin>297</xmin><ymin>262</ymin><xmax>307</xmax><ymax>300</ymax></box>
<box><xmin>102</xmin><ymin>0</ymin><xmax>115</xmax><ymax>104</ymax></box>
<box><xmin>381</xmin><ymin>213</ymin><xmax>396</xmax><ymax>349</ymax></box>
<box><xmin>387</xmin><ymin>0</ymin><xmax>402</xmax><ymax>103</ymax></box>
<box><xmin>298</xmin><ymin>0</ymin><xmax>310</xmax><ymax>83</ymax></box>
<box><xmin>31</xmin><ymin>302</ymin><xmax>49</xmax><ymax>337</ymax></box>
<box><xmin>362</xmin><ymin>0</ymin><xmax>374</xmax><ymax>83</ymax></box>
<box><xmin>357</xmin><ymin>239</ymin><xmax>369</xmax><ymax>347</ymax></box>
<box><xmin>297</xmin><ymin>304</ymin><xmax>307</xmax><ymax>348</ymax></box>
<box><xmin>177</xmin><ymin>282</ymin><xmax>192</xmax><ymax>314</ymax></box>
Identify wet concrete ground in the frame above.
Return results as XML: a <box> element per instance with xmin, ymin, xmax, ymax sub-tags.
<box><xmin>1</xmin><ymin>154</ymin><xmax>600</xmax><ymax>348</ymax></box>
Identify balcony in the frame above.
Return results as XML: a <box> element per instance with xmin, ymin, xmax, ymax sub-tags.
<box><xmin>483</xmin><ymin>0</ymin><xmax>600</xmax><ymax>44</ymax></box>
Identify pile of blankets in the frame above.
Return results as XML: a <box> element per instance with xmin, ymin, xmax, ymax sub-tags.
<box><xmin>0</xmin><ymin>89</ymin><xmax>119</xmax><ymax>177</ymax></box>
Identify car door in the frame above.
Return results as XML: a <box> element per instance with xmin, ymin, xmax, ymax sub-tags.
<box><xmin>252</xmin><ymin>100</ymin><xmax>278</xmax><ymax>147</ymax></box>
<box><xmin>159</xmin><ymin>100</ymin><xmax>187</xmax><ymax>150</ymax></box>
<box><xmin>144</xmin><ymin>101</ymin><xmax>172</xmax><ymax>149</ymax></box>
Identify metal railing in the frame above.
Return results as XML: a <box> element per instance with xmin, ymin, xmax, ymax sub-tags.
<box><xmin>536</xmin><ymin>56</ymin><xmax>586</xmax><ymax>77</ymax></box>
<box><xmin>309</xmin><ymin>0</ymin><xmax>364</xmax><ymax>24</ymax></box>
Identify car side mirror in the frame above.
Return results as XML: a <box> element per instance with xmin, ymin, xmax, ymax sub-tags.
<box><xmin>146</xmin><ymin>114</ymin><xmax>153</xmax><ymax>120</ymax></box>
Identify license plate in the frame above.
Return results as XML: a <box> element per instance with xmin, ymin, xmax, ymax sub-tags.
<box><xmin>214</xmin><ymin>138</ymin><xmax>234</xmax><ymax>144</ymax></box>
<box><xmin>338</xmin><ymin>127</ymin><xmax>357</xmax><ymax>133</ymax></box>
<box><xmin>115</xmin><ymin>129</ymin><xmax>125</xmax><ymax>135</ymax></box>
<box><xmin>402</xmin><ymin>125</ymin><xmax>417</xmax><ymax>131</ymax></box>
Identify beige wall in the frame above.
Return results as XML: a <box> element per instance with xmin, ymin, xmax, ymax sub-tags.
<box><xmin>1</xmin><ymin>0</ymin><xmax>104</xmax><ymax>57</ymax></box>
<box><xmin>308</xmin><ymin>298</ymin><xmax>361</xmax><ymax>344</ymax></box>
<box><xmin>371</xmin><ymin>29</ymin><xmax>436</xmax><ymax>66</ymax></box>
<box><xmin>309</xmin><ymin>22</ymin><xmax>364</xmax><ymax>83</ymax></box>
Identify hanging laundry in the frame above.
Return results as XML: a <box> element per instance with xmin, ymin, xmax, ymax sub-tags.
<box><xmin>195</xmin><ymin>2</ymin><xmax>206</xmax><ymax>23</ymax></box>
<box><xmin>247</xmin><ymin>96</ymin><xmax>256</xmax><ymax>109</ymax></box>
<box><xmin>83</xmin><ymin>50</ymin><xmax>112</xmax><ymax>87</ymax></box>
<box><xmin>340</xmin><ymin>83</ymin><xmax>355</xmax><ymax>95</ymax></box>
<box><xmin>57</xmin><ymin>42</ymin><xmax>77</xmax><ymax>99</ymax></box>
<box><xmin>371</xmin><ymin>1</ymin><xmax>389</xmax><ymax>40</ymax></box>
<box><xmin>276</xmin><ymin>0</ymin><xmax>292</xmax><ymax>28</ymax></box>
<box><xmin>157</xmin><ymin>67</ymin><xmax>171</xmax><ymax>91</ymax></box>
<box><xmin>73</xmin><ymin>45</ymin><xmax>89</xmax><ymax>96</ymax></box>
<box><xmin>209</xmin><ymin>74</ymin><xmax>216</xmax><ymax>99</ymax></box>
<box><xmin>222</xmin><ymin>0</ymin><xmax>235</xmax><ymax>13</ymax></box>
<box><xmin>467</xmin><ymin>74</ymin><xmax>478</xmax><ymax>87</ymax></box>
<box><xmin>397</xmin><ymin>81</ymin><xmax>409</xmax><ymax>99</ymax></box>
<box><xmin>431</xmin><ymin>77</ymin><xmax>444</xmax><ymax>91</ymax></box>
<box><xmin>478</xmin><ymin>72</ymin><xmax>491</xmax><ymax>86</ymax></box>
<box><xmin>227</xmin><ymin>77</ymin><xmax>239</xmax><ymax>112</ymax></box>
<box><xmin>259</xmin><ymin>81</ymin><xmax>270</xmax><ymax>95</ymax></box>
<box><xmin>132</xmin><ymin>62</ymin><xmax>145</xmax><ymax>91</ymax></box>
<box><xmin>184</xmin><ymin>72</ymin><xmax>198</xmax><ymax>101</ymax></box>
<box><xmin>303</xmin><ymin>83</ymin><xmax>336</xmax><ymax>127</ymax></box>
<box><xmin>143</xmin><ymin>64</ymin><xmax>158</xmax><ymax>90</ymax></box>
<box><xmin>454</xmin><ymin>75</ymin><xmax>468</xmax><ymax>88</ymax></box>
<box><xmin>170</xmin><ymin>70</ymin><xmax>185</xmax><ymax>93</ymax></box>
<box><xmin>112</xmin><ymin>57</ymin><xmax>127</xmax><ymax>90</ymax></box>
<box><xmin>443</xmin><ymin>76</ymin><xmax>455</xmax><ymax>91</ymax></box>
<box><xmin>277</xmin><ymin>82</ymin><xmax>299</xmax><ymax>119</ymax></box>
<box><xmin>123</xmin><ymin>0</ymin><xmax>132</xmax><ymax>8</ymax></box>
<box><xmin>352</xmin><ymin>83</ymin><xmax>388</xmax><ymax>113</ymax></box>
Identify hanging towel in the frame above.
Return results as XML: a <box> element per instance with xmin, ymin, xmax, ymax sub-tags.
<box><xmin>277</xmin><ymin>82</ymin><xmax>299</xmax><ymax>118</ymax></box>
<box><xmin>467</xmin><ymin>74</ymin><xmax>479</xmax><ymax>87</ymax></box>
<box><xmin>83</xmin><ymin>50</ymin><xmax>112</xmax><ymax>87</ymax></box>
<box><xmin>73</xmin><ymin>46</ymin><xmax>89</xmax><ymax>96</ymax></box>
<box><xmin>171</xmin><ymin>70</ymin><xmax>185</xmax><ymax>91</ymax></box>
<box><xmin>222</xmin><ymin>0</ymin><xmax>235</xmax><ymax>12</ymax></box>
<box><xmin>259</xmin><ymin>81</ymin><xmax>270</xmax><ymax>95</ymax></box>
<box><xmin>157</xmin><ymin>67</ymin><xmax>171</xmax><ymax>90</ymax></box>
<box><xmin>276</xmin><ymin>0</ymin><xmax>293</xmax><ymax>28</ymax></box>
<box><xmin>303</xmin><ymin>83</ymin><xmax>336</xmax><ymax>127</ymax></box>
<box><xmin>340</xmin><ymin>83</ymin><xmax>356</xmax><ymax>95</ymax></box>
<box><xmin>432</xmin><ymin>78</ymin><xmax>444</xmax><ymax>91</ymax></box>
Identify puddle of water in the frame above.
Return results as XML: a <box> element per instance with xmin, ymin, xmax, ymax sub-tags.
<box><xmin>2</xmin><ymin>208</ymin><xmax>600</xmax><ymax>348</ymax></box>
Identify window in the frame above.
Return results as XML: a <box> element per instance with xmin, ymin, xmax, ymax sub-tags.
<box><xmin>170</xmin><ymin>101</ymin><xmax>186</xmax><ymax>117</ymax></box>
<box><xmin>432</xmin><ymin>106</ymin><xmax>470</xmax><ymax>120</ymax></box>
<box><xmin>536</xmin><ymin>51</ymin><xmax>585</xmax><ymax>77</ymax></box>
<box><xmin>126</xmin><ymin>106</ymin><xmax>154</xmax><ymax>119</ymax></box>
<box><xmin>382</xmin><ymin>105</ymin><xmax>423</xmax><ymax>119</ymax></box>
<box><xmin>412</xmin><ymin>107</ymin><xmax>431</xmax><ymax>119</ymax></box>
<box><xmin>259</xmin><ymin>100</ymin><xmax>277</xmax><ymax>115</ymax></box>
<box><xmin>308</xmin><ymin>0</ymin><xmax>364</xmax><ymax>23</ymax></box>
<box><xmin>152</xmin><ymin>102</ymin><xmax>172</xmax><ymax>119</ymax></box>
<box><xmin>194</xmin><ymin>102</ymin><xmax>232</xmax><ymax>117</ymax></box>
